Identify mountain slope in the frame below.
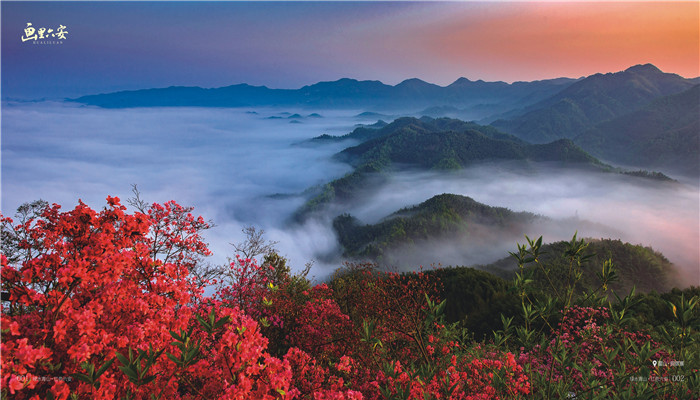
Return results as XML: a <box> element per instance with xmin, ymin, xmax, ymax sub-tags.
<box><xmin>575</xmin><ymin>85</ymin><xmax>700</xmax><ymax>176</ymax></box>
<box><xmin>492</xmin><ymin>64</ymin><xmax>697</xmax><ymax>143</ymax></box>
<box><xmin>337</xmin><ymin>117</ymin><xmax>606</xmax><ymax>170</ymax></box>
<box><xmin>295</xmin><ymin>117</ymin><xmax>609</xmax><ymax>218</ymax></box>
<box><xmin>333</xmin><ymin>194</ymin><xmax>541</xmax><ymax>260</ymax></box>
<box><xmin>315</xmin><ymin>116</ymin><xmax>520</xmax><ymax>148</ymax></box>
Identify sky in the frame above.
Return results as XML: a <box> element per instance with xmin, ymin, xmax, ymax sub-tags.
<box><xmin>2</xmin><ymin>1</ymin><xmax>698</xmax><ymax>100</ymax></box>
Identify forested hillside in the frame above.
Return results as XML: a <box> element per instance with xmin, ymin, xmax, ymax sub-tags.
<box><xmin>483</xmin><ymin>238</ymin><xmax>681</xmax><ymax>295</ymax></box>
<box><xmin>575</xmin><ymin>85</ymin><xmax>700</xmax><ymax>176</ymax></box>
<box><xmin>333</xmin><ymin>194</ymin><xmax>540</xmax><ymax>259</ymax></box>
<box><xmin>492</xmin><ymin>64</ymin><xmax>697</xmax><ymax>143</ymax></box>
<box><xmin>297</xmin><ymin>117</ymin><xmax>611</xmax><ymax>218</ymax></box>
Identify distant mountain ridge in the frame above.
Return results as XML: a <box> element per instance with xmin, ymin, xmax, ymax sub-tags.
<box><xmin>70</xmin><ymin>76</ymin><xmax>577</xmax><ymax>116</ymax></box>
<box><xmin>492</xmin><ymin>64</ymin><xmax>697</xmax><ymax>143</ymax></box>
<box><xmin>575</xmin><ymin>85</ymin><xmax>700</xmax><ymax>177</ymax></box>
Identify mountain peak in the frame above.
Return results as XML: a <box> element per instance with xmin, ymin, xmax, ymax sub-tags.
<box><xmin>302</xmin><ymin>78</ymin><xmax>390</xmax><ymax>93</ymax></box>
<box><xmin>448</xmin><ymin>77</ymin><xmax>473</xmax><ymax>87</ymax></box>
<box><xmin>396</xmin><ymin>78</ymin><xmax>435</xmax><ymax>89</ymax></box>
<box><xmin>625</xmin><ymin>63</ymin><xmax>663</xmax><ymax>75</ymax></box>
<box><xmin>397</xmin><ymin>78</ymin><xmax>426</xmax><ymax>85</ymax></box>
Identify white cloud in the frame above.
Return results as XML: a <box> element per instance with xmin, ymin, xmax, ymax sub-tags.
<box><xmin>2</xmin><ymin>102</ymin><xmax>698</xmax><ymax>284</ymax></box>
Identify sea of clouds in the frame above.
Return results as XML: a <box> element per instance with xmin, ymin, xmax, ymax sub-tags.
<box><xmin>2</xmin><ymin>101</ymin><xmax>698</xmax><ymax>283</ymax></box>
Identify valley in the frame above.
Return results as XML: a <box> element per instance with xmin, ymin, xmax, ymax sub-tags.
<box><xmin>5</xmin><ymin>64</ymin><xmax>696</xmax><ymax>289</ymax></box>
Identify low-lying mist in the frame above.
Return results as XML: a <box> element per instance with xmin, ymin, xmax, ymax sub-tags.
<box><xmin>2</xmin><ymin>102</ymin><xmax>698</xmax><ymax>285</ymax></box>
<box><xmin>332</xmin><ymin>165</ymin><xmax>698</xmax><ymax>282</ymax></box>
<box><xmin>1</xmin><ymin>102</ymin><xmax>358</xmax><ymax>275</ymax></box>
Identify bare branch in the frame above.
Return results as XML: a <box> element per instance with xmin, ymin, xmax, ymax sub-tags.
<box><xmin>230</xmin><ymin>226</ymin><xmax>278</xmax><ymax>260</ymax></box>
<box><xmin>126</xmin><ymin>184</ymin><xmax>149</xmax><ymax>213</ymax></box>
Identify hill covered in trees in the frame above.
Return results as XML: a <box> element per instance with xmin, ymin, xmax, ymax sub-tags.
<box><xmin>332</xmin><ymin>192</ymin><xmax>683</xmax><ymax>298</ymax></box>
<box><xmin>336</xmin><ymin>118</ymin><xmax>604</xmax><ymax>171</ymax></box>
<box><xmin>297</xmin><ymin>117</ymin><xmax>612</xmax><ymax>218</ymax></box>
<box><xmin>482</xmin><ymin>238</ymin><xmax>681</xmax><ymax>295</ymax></box>
<box><xmin>333</xmin><ymin>194</ymin><xmax>541</xmax><ymax>260</ymax></box>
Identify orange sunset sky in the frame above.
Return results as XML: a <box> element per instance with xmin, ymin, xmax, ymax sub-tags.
<box><xmin>3</xmin><ymin>1</ymin><xmax>699</xmax><ymax>98</ymax></box>
<box><xmin>359</xmin><ymin>1</ymin><xmax>700</xmax><ymax>84</ymax></box>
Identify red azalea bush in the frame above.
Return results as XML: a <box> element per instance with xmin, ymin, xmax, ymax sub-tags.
<box><xmin>279</xmin><ymin>283</ymin><xmax>355</xmax><ymax>363</ymax></box>
<box><xmin>519</xmin><ymin>305</ymin><xmax>678</xmax><ymax>398</ymax></box>
<box><xmin>284</xmin><ymin>347</ymin><xmax>362</xmax><ymax>399</ymax></box>
<box><xmin>167</xmin><ymin>301</ymin><xmax>295</xmax><ymax>400</ymax></box>
<box><xmin>216</xmin><ymin>255</ymin><xmax>277</xmax><ymax>320</ymax></box>
<box><xmin>2</xmin><ymin>197</ymin><xmax>695</xmax><ymax>399</ymax></box>
<box><xmin>0</xmin><ymin>198</ymin><xmax>297</xmax><ymax>399</ymax></box>
<box><xmin>1</xmin><ymin>197</ymin><xmax>199</xmax><ymax>398</ymax></box>
<box><xmin>328</xmin><ymin>263</ymin><xmax>443</xmax><ymax>368</ymax></box>
<box><xmin>0</xmin><ymin>198</ymin><xmax>359</xmax><ymax>399</ymax></box>
<box><xmin>369</xmin><ymin>350</ymin><xmax>530</xmax><ymax>400</ymax></box>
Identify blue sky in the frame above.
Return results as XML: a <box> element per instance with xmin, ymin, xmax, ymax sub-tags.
<box><xmin>2</xmin><ymin>1</ymin><xmax>698</xmax><ymax>100</ymax></box>
<box><xmin>3</xmin><ymin>2</ymin><xmax>424</xmax><ymax>98</ymax></box>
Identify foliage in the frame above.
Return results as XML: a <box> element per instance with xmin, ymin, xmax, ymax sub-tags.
<box><xmin>487</xmin><ymin>238</ymin><xmax>681</xmax><ymax>294</ymax></box>
<box><xmin>2</xmin><ymin>198</ymin><xmax>697</xmax><ymax>399</ymax></box>
<box><xmin>504</xmin><ymin>234</ymin><xmax>698</xmax><ymax>399</ymax></box>
<box><xmin>424</xmin><ymin>267</ymin><xmax>518</xmax><ymax>341</ymax></box>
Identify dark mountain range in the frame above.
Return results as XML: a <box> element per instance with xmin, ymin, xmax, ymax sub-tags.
<box><xmin>575</xmin><ymin>85</ymin><xmax>700</xmax><ymax>177</ymax></box>
<box><xmin>333</xmin><ymin>193</ymin><xmax>541</xmax><ymax>260</ymax></box>
<box><xmin>72</xmin><ymin>84</ymin><xmax>293</xmax><ymax>108</ymax></box>
<box><xmin>492</xmin><ymin>64</ymin><xmax>697</xmax><ymax>143</ymax></box>
<box><xmin>70</xmin><ymin>76</ymin><xmax>576</xmax><ymax>117</ymax></box>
